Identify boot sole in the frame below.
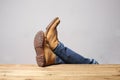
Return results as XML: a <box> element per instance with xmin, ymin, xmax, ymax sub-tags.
<box><xmin>34</xmin><ymin>31</ymin><xmax>45</xmax><ymax>67</ymax></box>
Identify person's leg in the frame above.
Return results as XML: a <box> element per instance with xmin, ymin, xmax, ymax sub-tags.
<box><xmin>55</xmin><ymin>56</ymin><xmax>65</xmax><ymax>64</ymax></box>
<box><xmin>45</xmin><ymin>17</ymin><xmax>98</xmax><ymax>64</ymax></box>
<box><xmin>54</xmin><ymin>42</ymin><xmax>98</xmax><ymax>64</ymax></box>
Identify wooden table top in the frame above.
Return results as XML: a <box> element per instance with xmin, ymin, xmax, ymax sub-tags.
<box><xmin>0</xmin><ymin>64</ymin><xmax>120</xmax><ymax>80</ymax></box>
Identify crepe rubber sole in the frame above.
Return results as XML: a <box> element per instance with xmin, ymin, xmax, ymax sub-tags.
<box><xmin>34</xmin><ymin>30</ymin><xmax>45</xmax><ymax>67</ymax></box>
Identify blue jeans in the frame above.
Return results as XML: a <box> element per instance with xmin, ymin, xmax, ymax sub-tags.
<box><xmin>54</xmin><ymin>42</ymin><xmax>98</xmax><ymax>64</ymax></box>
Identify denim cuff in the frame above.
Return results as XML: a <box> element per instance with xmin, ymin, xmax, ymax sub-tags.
<box><xmin>53</xmin><ymin>42</ymin><xmax>64</xmax><ymax>54</ymax></box>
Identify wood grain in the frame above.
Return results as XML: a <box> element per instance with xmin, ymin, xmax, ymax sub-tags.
<box><xmin>0</xmin><ymin>64</ymin><xmax>120</xmax><ymax>80</ymax></box>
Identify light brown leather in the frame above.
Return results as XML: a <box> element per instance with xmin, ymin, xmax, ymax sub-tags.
<box><xmin>44</xmin><ymin>43</ymin><xmax>56</xmax><ymax>66</ymax></box>
<box><xmin>45</xmin><ymin>17</ymin><xmax>60</xmax><ymax>50</ymax></box>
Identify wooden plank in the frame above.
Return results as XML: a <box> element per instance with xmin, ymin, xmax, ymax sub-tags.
<box><xmin>0</xmin><ymin>64</ymin><xmax>120</xmax><ymax>80</ymax></box>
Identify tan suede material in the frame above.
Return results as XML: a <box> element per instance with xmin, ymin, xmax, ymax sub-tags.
<box><xmin>44</xmin><ymin>43</ymin><xmax>56</xmax><ymax>66</ymax></box>
<box><xmin>45</xmin><ymin>17</ymin><xmax>60</xmax><ymax>50</ymax></box>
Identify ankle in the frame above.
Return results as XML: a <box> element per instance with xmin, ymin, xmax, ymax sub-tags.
<box><xmin>50</xmin><ymin>41</ymin><xmax>59</xmax><ymax>50</ymax></box>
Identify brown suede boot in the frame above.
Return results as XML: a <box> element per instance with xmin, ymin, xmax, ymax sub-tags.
<box><xmin>34</xmin><ymin>30</ymin><xmax>56</xmax><ymax>67</ymax></box>
<box><xmin>45</xmin><ymin>17</ymin><xmax>60</xmax><ymax>50</ymax></box>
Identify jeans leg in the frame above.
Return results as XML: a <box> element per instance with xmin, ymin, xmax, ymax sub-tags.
<box><xmin>55</xmin><ymin>56</ymin><xmax>65</xmax><ymax>64</ymax></box>
<box><xmin>54</xmin><ymin>42</ymin><xmax>98</xmax><ymax>64</ymax></box>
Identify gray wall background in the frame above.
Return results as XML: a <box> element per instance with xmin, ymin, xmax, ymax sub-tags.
<box><xmin>0</xmin><ymin>0</ymin><xmax>120</xmax><ymax>64</ymax></box>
